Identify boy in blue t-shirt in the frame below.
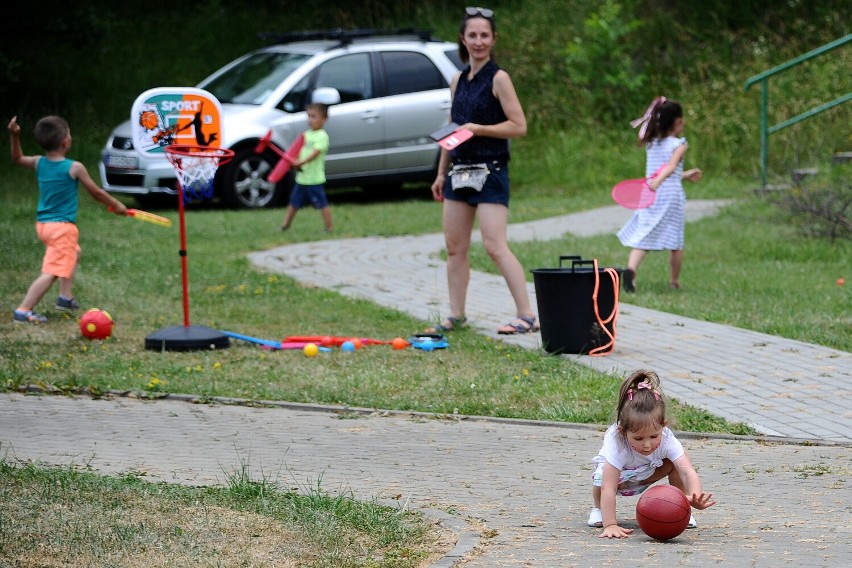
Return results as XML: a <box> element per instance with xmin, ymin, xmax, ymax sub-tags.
<box><xmin>280</xmin><ymin>103</ymin><xmax>333</xmax><ymax>232</ymax></box>
<box><xmin>8</xmin><ymin>115</ymin><xmax>128</xmax><ymax>324</ymax></box>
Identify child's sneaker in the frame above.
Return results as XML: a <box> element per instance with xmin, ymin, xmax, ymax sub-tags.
<box><xmin>687</xmin><ymin>514</ymin><xmax>697</xmax><ymax>529</ymax></box>
<box><xmin>587</xmin><ymin>507</ymin><xmax>603</xmax><ymax>527</ymax></box>
<box><xmin>14</xmin><ymin>310</ymin><xmax>48</xmax><ymax>324</ymax></box>
<box><xmin>55</xmin><ymin>296</ymin><xmax>81</xmax><ymax>311</ymax></box>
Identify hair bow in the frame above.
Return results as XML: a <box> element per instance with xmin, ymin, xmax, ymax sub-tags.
<box><xmin>627</xmin><ymin>380</ymin><xmax>660</xmax><ymax>401</ymax></box>
<box><xmin>630</xmin><ymin>96</ymin><xmax>666</xmax><ymax>140</ymax></box>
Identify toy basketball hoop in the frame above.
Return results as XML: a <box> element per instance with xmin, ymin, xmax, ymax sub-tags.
<box><xmin>165</xmin><ymin>145</ymin><xmax>234</xmax><ymax>202</ymax></box>
<box><xmin>144</xmin><ymin>144</ymin><xmax>235</xmax><ymax>351</ymax></box>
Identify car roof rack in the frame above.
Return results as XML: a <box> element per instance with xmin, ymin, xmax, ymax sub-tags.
<box><xmin>259</xmin><ymin>28</ymin><xmax>437</xmax><ymax>46</ymax></box>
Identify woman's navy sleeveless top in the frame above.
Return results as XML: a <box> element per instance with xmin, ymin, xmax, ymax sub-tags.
<box><xmin>450</xmin><ymin>60</ymin><xmax>510</xmax><ymax>165</ymax></box>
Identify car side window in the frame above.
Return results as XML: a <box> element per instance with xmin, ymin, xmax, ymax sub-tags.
<box><xmin>444</xmin><ymin>47</ymin><xmax>464</xmax><ymax>71</ymax></box>
<box><xmin>315</xmin><ymin>53</ymin><xmax>372</xmax><ymax>104</ymax></box>
<box><xmin>381</xmin><ymin>51</ymin><xmax>448</xmax><ymax>96</ymax></box>
<box><xmin>278</xmin><ymin>74</ymin><xmax>311</xmax><ymax>113</ymax></box>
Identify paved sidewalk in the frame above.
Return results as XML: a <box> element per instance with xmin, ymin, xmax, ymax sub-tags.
<box><xmin>249</xmin><ymin>201</ymin><xmax>852</xmax><ymax>442</ymax></box>
<box><xmin>3</xmin><ymin>201</ymin><xmax>851</xmax><ymax>567</ymax></box>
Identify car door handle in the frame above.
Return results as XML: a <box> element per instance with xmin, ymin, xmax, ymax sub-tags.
<box><xmin>440</xmin><ymin>101</ymin><xmax>451</xmax><ymax>111</ymax></box>
<box><xmin>360</xmin><ymin>111</ymin><xmax>380</xmax><ymax>121</ymax></box>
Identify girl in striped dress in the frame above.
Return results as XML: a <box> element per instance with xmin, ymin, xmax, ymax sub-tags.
<box><xmin>617</xmin><ymin>97</ymin><xmax>702</xmax><ymax>292</ymax></box>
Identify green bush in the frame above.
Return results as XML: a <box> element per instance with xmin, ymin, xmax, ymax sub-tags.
<box><xmin>1</xmin><ymin>0</ymin><xmax>848</xmax><ymax>185</ymax></box>
<box><xmin>766</xmin><ymin>165</ymin><xmax>852</xmax><ymax>241</ymax></box>
<box><xmin>563</xmin><ymin>0</ymin><xmax>647</xmax><ymax>121</ymax></box>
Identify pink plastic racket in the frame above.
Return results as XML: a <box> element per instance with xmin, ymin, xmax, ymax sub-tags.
<box><xmin>611</xmin><ymin>166</ymin><xmax>664</xmax><ymax>209</ymax></box>
<box><xmin>267</xmin><ymin>132</ymin><xmax>305</xmax><ymax>183</ymax></box>
<box><xmin>611</xmin><ymin>178</ymin><xmax>656</xmax><ymax>209</ymax></box>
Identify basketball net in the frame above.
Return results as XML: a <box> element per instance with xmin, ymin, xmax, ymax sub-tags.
<box><xmin>162</xmin><ymin>145</ymin><xmax>234</xmax><ymax>328</ymax></box>
<box><xmin>164</xmin><ymin>145</ymin><xmax>234</xmax><ymax>203</ymax></box>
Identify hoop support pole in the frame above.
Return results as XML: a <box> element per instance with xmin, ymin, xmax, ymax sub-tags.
<box><xmin>175</xmin><ymin>156</ymin><xmax>192</xmax><ymax>328</ymax></box>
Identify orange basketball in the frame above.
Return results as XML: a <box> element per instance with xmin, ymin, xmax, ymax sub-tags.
<box><xmin>139</xmin><ymin>110</ymin><xmax>159</xmax><ymax>130</ymax></box>
<box><xmin>636</xmin><ymin>485</ymin><xmax>691</xmax><ymax>540</ymax></box>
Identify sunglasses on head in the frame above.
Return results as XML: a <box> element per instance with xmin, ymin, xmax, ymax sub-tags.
<box><xmin>465</xmin><ymin>6</ymin><xmax>494</xmax><ymax>18</ymax></box>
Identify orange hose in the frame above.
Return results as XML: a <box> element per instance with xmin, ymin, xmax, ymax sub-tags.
<box><xmin>588</xmin><ymin>259</ymin><xmax>619</xmax><ymax>356</ymax></box>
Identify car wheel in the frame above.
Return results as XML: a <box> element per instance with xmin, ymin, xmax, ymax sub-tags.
<box><xmin>220</xmin><ymin>147</ymin><xmax>291</xmax><ymax>209</ymax></box>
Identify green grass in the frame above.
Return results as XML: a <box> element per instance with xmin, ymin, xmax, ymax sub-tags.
<box><xmin>4</xmin><ymin>164</ymin><xmax>846</xmax><ymax>436</ymax></box>
<box><xmin>0</xmin><ymin>458</ymin><xmax>446</xmax><ymax>567</ymax></box>
<box><xmin>0</xmin><ymin>165</ymin><xmax>776</xmax><ymax>436</ymax></box>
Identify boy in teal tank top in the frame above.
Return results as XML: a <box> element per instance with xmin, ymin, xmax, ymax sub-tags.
<box><xmin>8</xmin><ymin>115</ymin><xmax>128</xmax><ymax>324</ymax></box>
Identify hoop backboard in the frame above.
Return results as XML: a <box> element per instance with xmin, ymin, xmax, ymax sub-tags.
<box><xmin>130</xmin><ymin>87</ymin><xmax>223</xmax><ymax>157</ymax></box>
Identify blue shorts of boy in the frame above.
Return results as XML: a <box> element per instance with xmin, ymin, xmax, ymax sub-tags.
<box><xmin>443</xmin><ymin>164</ymin><xmax>510</xmax><ymax>207</ymax></box>
<box><xmin>289</xmin><ymin>184</ymin><xmax>329</xmax><ymax>209</ymax></box>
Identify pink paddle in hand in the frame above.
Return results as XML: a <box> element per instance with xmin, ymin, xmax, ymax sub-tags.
<box><xmin>255</xmin><ymin>131</ymin><xmax>305</xmax><ymax>183</ymax></box>
<box><xmin>611</xmin><ymin>166</ymin><xmax>664</xmax><ymax>209</ymax></box>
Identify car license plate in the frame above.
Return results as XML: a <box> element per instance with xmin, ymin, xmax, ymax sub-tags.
<box><xmin>104</xmin><ymin>154</ymin><xmax>138</xmax><ymax>170</ymax></box>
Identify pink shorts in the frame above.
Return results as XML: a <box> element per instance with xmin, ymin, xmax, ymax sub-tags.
<box><xmin>36</xmin><ymin>222</ymin><xmax>80</xmax><ymax>279</ymax></box>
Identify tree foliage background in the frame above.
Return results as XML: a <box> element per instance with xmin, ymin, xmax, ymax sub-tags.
<box><xmin>1</xmin><ymin>0</ymin><xmax>848</xmax><ymax>180</ymax></box>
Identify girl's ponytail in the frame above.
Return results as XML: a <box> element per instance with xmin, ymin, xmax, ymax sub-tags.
<box><xmin>631</xmin><ymin>97</ymin><xmax>683</xmax><ymax>145</ymax></box>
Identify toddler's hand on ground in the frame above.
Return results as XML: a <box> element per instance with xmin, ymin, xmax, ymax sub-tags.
<box><xmin>599</xmin><ymin>524</ymin><xmax>633</xmax><ymax>539</ymax></box>
<box><xmin>690</xmin><ymin>491</ymin><xmax>716</xmax><ymax>510</ymax></box>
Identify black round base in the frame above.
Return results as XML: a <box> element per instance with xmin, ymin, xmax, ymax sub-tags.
<box><xmin>145</xmin><ymin>325</ymin><xmax>231</xmax><ymax>351</ymax></box>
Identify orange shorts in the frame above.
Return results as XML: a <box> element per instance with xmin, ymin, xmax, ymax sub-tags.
<box><xmin>36</xmin><ymin>222</ymin><xmax>81</xmax><ymax>279</ymax></box>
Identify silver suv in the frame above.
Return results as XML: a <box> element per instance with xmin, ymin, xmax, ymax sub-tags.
<box><xmin>99</xmin><ymin>29</ymin><xmax>463</xmax><ymax>209</ymax></box>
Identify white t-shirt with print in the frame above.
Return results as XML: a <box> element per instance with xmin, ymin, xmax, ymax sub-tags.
<box><xmin>592</xmin><ymin>423</ymin><xmax>685</xmax><ymax>484</ymax></box>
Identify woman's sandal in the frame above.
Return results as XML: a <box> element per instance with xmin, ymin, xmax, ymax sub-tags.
<box><xmin>425</xmin><ymin>316</ymin><xmax>467</xmax><ymax>333</ymax></box>
<box><xmin>497</xmin><ymin>315</ymin><xmax>540</xmax><ymax>335</ymax></box>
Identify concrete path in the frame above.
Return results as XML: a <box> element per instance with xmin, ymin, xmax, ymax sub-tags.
<box><xmin>3</xmin><ymin>200</ymin><xmax>851</xmax><ymax>567</ymax></box>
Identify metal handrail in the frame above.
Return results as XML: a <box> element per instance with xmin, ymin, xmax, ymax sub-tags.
<box><xmin>744</xmin><ymin>33</ymin><xmax>851</xmax><ymax>186</ymax></box>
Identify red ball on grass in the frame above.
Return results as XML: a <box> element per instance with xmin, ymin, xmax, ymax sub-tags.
<box><xmin>80</xmin><ymin>308</ymin><xmax>114</xmax><ymax>340</ymax></box>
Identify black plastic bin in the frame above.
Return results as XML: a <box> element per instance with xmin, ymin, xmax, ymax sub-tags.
<box><xmin>531</xmin><ymin>256</ymin><xmax>621</xmax><ymax>355</ymax></box>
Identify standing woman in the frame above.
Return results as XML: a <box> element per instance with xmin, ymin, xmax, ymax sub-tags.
<box><xmin>429</xmin><ymin>6</ymin><xmax>538</xmax><ymax>335</ymax></box>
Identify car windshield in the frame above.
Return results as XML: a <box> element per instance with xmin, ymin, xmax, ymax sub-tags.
<box><xmin>199</xmin><ymin>51</ymin><xmax>310</xmax><ymax>105</ymax></box>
